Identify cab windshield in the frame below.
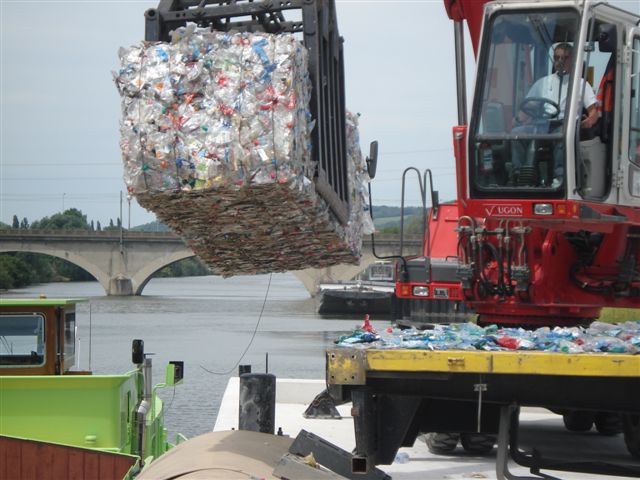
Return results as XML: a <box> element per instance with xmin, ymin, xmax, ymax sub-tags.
<box><xmin>471</xmin><ymin>10</ymin><xmax>580</xmax><ymax>196</ymax></box>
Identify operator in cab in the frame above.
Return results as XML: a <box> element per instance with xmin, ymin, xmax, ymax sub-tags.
<box><xmin>512</xmin><ymin>43</ymin><xmax>599</xmax><ymax>188</ymax></box>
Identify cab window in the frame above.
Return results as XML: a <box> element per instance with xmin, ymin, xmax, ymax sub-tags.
<box><xmin>630</xmin><ymin>36</ymin><xmax>640</xmax><ymax>168</ymax></box>
<box><xmin>575</xmin><ymin>21</ymin><xmax>617</xmax><ymax>200</ymax></box>
<box><xmin>471</xmin><ymin>9</ymin><xmax>579</xmax><ymax>196</ymax></box>
<box><xmin>0</xmin><ymin>314</ymin><xmax>45</xmax><ymax>366</ymax></box>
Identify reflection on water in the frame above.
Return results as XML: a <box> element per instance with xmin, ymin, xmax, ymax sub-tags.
<box><xmin>5</xmin><ymin>274</ymin><xmax>388</xmax><ymax>439</ymax></box>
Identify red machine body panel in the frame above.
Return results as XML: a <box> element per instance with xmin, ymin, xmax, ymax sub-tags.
<box><xmin>395</xmin><ymin>203</ymin><xmax>465</xmax><ymax>303</ymax></box>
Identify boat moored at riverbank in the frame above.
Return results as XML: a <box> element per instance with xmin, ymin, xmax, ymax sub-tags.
<box><xmin>317</xmin><ymin>261</ymin><xmax>396</xmax><ymax>316</ymax></box>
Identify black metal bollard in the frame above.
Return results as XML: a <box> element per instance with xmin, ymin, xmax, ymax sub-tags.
<box><xmin>238</xmin><ymin>373</ymin><xmax>276</xmax><ymax>434</ymax></box>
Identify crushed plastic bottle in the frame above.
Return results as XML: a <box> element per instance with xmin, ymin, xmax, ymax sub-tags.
<box><xmin>360</xmin><ymin>314</ymin><xmax>376</xmax><ymax>333</ymax></box>
<box><xmin>379</xmin><ymin>326</ymin><xmax>404</xmax><ymax>347</ymax></box>
<box><xmin>335</xmin><ymin>331</ymin><xmax>378</xmax><ymax>345</ymax></box>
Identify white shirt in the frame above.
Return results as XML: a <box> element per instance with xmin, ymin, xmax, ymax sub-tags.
<box><xmin>527</xmin><ymin>73</ymin><xmax>597</xmax><ymax>119</ymax></box>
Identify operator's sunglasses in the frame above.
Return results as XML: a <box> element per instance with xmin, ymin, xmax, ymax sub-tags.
<box><xmin>554</xmin><ymin>54</ymin><xmax>571</xmax><ymax>60</ymax></box>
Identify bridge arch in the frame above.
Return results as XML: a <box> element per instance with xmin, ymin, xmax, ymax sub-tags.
<box><xmin>0</xmin><ymin>245</ymin><xmax>198</xmax><ymax>296</ymax></box>
<box><xmin>0</xmin><ymin>247</ymin><xmax>111</xmax><ymax>294</ymax></box>
<box><xmin>131</xmin><ymin>251</ymin><xmax>196</xmax><ymax>295</ymax></box>
<box><xmin>0</xmin><ymin>231</ymin><xmax>416</xmax><ymax>296</ymax></box>
<box><xmin>292</xmin><ymin>252</ymin><xmax>377</xmax><ymax>296</ymax></box>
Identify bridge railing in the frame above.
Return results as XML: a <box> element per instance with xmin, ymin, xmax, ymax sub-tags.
<box><xmin>0</xmin><ymin>229</ymin><xmax>421</xmax><ymax>242</ymax></box>
<box><xmin>0</xmin><ymin>229</ymin><xmax>423</xmax><ymax>252</ymax></box>
<box><xmin>0</xmin><ymin>229</ymin><xmax>180</xmax><ymax>239</ymax></box>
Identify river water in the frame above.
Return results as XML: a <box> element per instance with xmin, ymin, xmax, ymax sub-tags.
<box><xmin>5</xmin><ymin>274</ymin><xmax>387</xmax><ymax>441</ymax></box>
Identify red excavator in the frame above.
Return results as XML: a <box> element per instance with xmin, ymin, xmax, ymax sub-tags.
<box><xmin>394</xmin><ymin>0</ymin><xmax>640</xmax><ymax>327</ymax></box>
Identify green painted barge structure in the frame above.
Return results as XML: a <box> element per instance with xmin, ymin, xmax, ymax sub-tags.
<box><xmin>0</xmin><ymin>298</ymin><xmax>182</xmax><ymax>480</ymax></box>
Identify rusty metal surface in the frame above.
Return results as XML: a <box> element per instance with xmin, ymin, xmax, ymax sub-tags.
<box><xmin>326</xmin><ymin>349</ymin><xmax>368</xmax><ymax>385</ymax></box>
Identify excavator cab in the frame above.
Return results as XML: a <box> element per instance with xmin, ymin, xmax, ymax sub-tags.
<box><xmin>472</xmin><ymin>10</ymin><xmax>580</xmax><ymax>193</ymax></box>
<box><xmin>469</xmin><ymin>1</ymin><xmax>639</xmax><ymax>208</ymax></box>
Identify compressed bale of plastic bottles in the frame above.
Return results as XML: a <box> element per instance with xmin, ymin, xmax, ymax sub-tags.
<box><xmin>114</xmin><ymin>25</ymin><xmax>373</xmax><ymax>276</ymax></box>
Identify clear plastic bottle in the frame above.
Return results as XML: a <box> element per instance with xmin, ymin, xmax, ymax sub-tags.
<box><xmin>394</xmin><ymin>451</ymin><xmax>410</xmax><ymax>464</ymax></box>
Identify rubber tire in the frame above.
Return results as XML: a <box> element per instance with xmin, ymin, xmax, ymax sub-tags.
<box><xmin>594</xmin><ymin>412</ymin><xmax>623</xmax><ymax>436</ymax></box>
<box><xmin>460</xmin><ymin>433</ymin><xmax>496</xmax><ymax>455</ymax></box>
<box><xmin>562</xmin><ymin>411</ymin><xmax>594</xmax><ymax>432</ymax></box>
<box><xmin>623</xmin><ymin>415</ymin><xmax>640</xmax><ymax>459</ymax></box>
<box><xmin>424</xmin><ymin>432</ymin><xmax>460</xmax><ymax>454</ymax></box>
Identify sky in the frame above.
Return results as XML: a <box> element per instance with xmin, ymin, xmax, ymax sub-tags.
<box><xmin>1</xmin><ymin>0</ymin><xmax>638</xmax><ymax>228</ymax></box>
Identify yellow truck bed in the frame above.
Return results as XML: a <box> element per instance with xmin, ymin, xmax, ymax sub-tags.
<box><xmin>325</xmin><ymin>347</ymin><xmax>640</xmax><ymax>477</ymax></box>
<box><xmin>328</xmin><ymin>348</ymin><xmax>640</xmax><ymax>383</ymax></box>
<box><xmin>327</xmin><ymin>346</ymin><xmax>640</xmax><ymax>412</ymax></box>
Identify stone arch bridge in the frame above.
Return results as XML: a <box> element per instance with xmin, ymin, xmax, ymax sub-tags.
<box><xmin>0</xmin><ymin>230</ymin><xmax>421</xmax><ymax>296</ymax></box>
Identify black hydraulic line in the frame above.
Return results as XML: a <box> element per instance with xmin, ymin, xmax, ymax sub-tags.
<box><xmin>570</xmin><ymin>262</ymin><xmax>612</xmax><ymax>295</ymax></box>
<box><xmin>424</xmin><ymin>170</ymin><xmax>438</xmax><ymax>220</ymax></box>
<box><xmin>422</xmin><ymin>169</ymin><xmax>438</xmax><ymax>259</ymax></box>
<box><xmin>471</xmin><ymin>236</ymin><xmax>480</xmax><ymax>282</ymax></box>
<box><xmin>400</xmin><ymin>167</ymin><xmax>426</xmax><ymax>257</ymax></box>
<box><xmin>476</xmin><ymin>239</ymin><xmax>506</xmax><ymax>296</ymax></box>
<box><xmin>505</xmin><ymin>244</ymin><xmax>514</xmax><ymax>295</ymax></box>
<box><xmin>478</xmin><ymin>246</ymin><xmax>494</xmax><ymax>295</ymax></box>
<box><xmin>366</xmin><ymin>167</ymin><xmax>443</xmax><ymax>283</ymax></box>
<box><xmin>483</xmin><ymin>241</ymin><xmax>506</xmax><ymax>296</ymax></box>
<box><xmin>476</xmin><ymin>239</ymin><xmax>494</xmax><ymax>295</ymax></box>
<box><xmin>367</xmin><ymin>182</ymin><xmax>407</xmax><ymax>276</ymax></box>
<box><xmin>508</xmin><ymin>405</ymin><xmax>640</xmax><ymax>477</ymax></box>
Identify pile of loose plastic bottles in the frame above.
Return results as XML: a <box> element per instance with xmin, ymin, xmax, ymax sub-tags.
<box><xmin>336</xmin><ymin>317</ymin><xmax>640</xmax><ymax>354</ymax></box>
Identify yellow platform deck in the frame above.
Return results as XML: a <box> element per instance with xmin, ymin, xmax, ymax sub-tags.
<box><xmin>327</xmin><ymin>348</ymin><xmax>640</xmax><ymax>385</ymax></box>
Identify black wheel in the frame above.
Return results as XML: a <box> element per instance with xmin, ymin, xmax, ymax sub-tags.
<box><xmin>594</xmin><ymin>412</ymin><xmax>623</xmax><ymax>436</ymax></box>
<box><xmin>424</xmin><ymin>432</ymin><xmax>459</xmax><ymax>454</ymax></box>
<box><xmin>460</xmin><ymin>433</ymin><xmax>496</xmax><ymax>455</ymax></box>
<box><xmin>623</xmin><ymin>415</ymin><xmax>640</xmax><ymax>458</ymax></box>
<box><xmin>562</xmin><ymin>411</ymin><xmax>594</xmax><ymax>432</ymax></box>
